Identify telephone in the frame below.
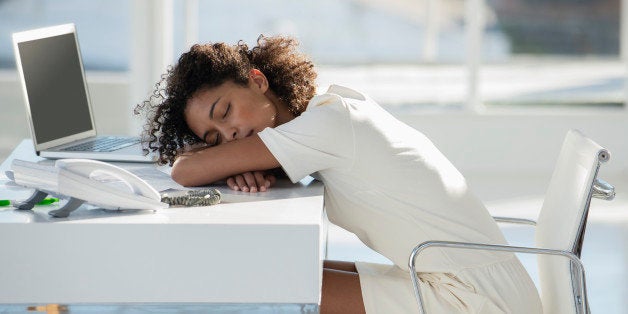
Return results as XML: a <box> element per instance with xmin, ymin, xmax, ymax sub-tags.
<box><xmin>10</xmin><ymin>158</ymin><xmax>168</xmax><ymax>218</ymax></box>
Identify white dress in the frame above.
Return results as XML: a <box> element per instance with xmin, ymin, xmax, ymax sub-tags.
<box><xmin>259</xmin><ymin>85</ymin><xmax>542</xmax><ymax>313</ymax></box>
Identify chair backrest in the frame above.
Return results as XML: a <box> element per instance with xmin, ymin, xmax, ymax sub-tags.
<box><xmin>535</xmin><ymin>129</ymin><xmax>610</xmax><ymax>314</ymax></box>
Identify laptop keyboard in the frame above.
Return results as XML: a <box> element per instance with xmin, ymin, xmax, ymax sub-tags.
<box><xmin>60</xmin><ymin>137</ymin><xmax>139</xmax><ymax>152</ymax></box>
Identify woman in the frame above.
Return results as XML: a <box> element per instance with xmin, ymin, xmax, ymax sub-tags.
<box><xmin>135</xmin><ymin>36</ymin><xmax>542</xmax><ymax>313</ymax></box>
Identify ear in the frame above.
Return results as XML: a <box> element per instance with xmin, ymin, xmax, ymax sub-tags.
<box><xmin>249</xmin><ymin>69</ymin><xmax>269</xmax><ymax>93</ymax></box>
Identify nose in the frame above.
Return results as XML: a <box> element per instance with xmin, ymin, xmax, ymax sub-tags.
<box><xmin>221</xmin><ymin>126</ymin><xmax>239</xmax><ymax>143</ymax></box>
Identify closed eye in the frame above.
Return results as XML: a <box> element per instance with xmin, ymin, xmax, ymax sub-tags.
<box><xmin>213</xmin><ymin>133</ymin><xmax>221</xmax><ymax>146</ymax></box>
<box><xmin>203</xmin><ymin>131</ymin><xmax>220</xmax><ymax>147</ymax></box>
<box><xmin>206</xmin><ymin>103</ymin><xmax>230</xmax><ymax>146</ymax></box>
<box><xmin>222</xmin><ymin>103</ymin><xmax>231</xmax><ymax>119</ymax></box>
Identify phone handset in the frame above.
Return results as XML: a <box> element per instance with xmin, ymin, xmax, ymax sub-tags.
<box><xmin>55</xmin><ymin>159</ymin><xmax>166</xmax><ymax>211</ymax></box>
<box><xmin>56</xmin><ymin>159</ymin><xmax>160</xmax><ymax>201</ymax></box>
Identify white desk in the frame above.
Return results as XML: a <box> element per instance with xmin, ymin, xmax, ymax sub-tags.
<box><xmin>0</xmin><ymin>140</ymin><xmax>325</xmax><ymax>312</ymax></box>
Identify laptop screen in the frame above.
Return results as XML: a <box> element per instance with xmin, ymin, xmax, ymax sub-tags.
<box><xmin>17</xmin><ymin>32</ymin><xmax>93</xmax><ymax>144</ymax></box>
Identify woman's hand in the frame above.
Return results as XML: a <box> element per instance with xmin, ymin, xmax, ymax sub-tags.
<box><xmin>226</xmin><ymin>171</ymin><xmax>276</xmax><ymax>192</ymax></box>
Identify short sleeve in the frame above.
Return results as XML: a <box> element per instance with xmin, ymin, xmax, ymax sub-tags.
<box><xmin>258</xmin><ymin>93</ymin><xmax>354</xmax><ymax>183</ymax></box>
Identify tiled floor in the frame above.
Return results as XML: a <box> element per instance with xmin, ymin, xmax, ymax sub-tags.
<box><xmin>325</xmin><ymin>175</ymin><xmax>628</xmax><ymax>313</ymax></box>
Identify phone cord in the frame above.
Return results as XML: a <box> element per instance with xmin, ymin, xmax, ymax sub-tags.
<box><xmin>161</xmin><ymin>188</ymin><xmax>221</xmax><ymax>206</ymax></box>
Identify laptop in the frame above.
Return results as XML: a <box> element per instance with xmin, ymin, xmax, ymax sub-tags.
<box><xmin>12</xmin><ymin>23</ymin><xmax>156</xmax><ymax>163</ymax></box>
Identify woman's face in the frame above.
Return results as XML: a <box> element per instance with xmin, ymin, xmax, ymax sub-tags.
<box><xmin>184</xmin><ymin>75</ymin><xmax>279</xmax><ymax>147</ymax></box>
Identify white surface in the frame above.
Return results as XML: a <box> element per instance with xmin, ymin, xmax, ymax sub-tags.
<box><xmin>0</xmin><ymin>140</ymin><xmax>325</xmax><ymax>304</ymax></box>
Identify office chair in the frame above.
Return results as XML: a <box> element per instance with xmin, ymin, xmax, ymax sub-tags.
<box><xmin>408</xmin><ymin>129</ymin><xmax>615</xmax><ymax>314</ymax></box>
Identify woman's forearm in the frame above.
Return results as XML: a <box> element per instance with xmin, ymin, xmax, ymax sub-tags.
<box><xmin>171</xmin><ymin>135</ymin><xmax>280</xmax><ymax>186</ymax></box>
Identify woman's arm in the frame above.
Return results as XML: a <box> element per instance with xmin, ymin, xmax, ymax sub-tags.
<box><xmin>171</xmin><ymin>134</ymin><xmax>280</xmax><ymax>187</ymax></box>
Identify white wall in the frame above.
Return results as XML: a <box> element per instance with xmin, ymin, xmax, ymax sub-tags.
<box><xmin>400</xmin><ymin>112</ymin><xmax>628</xmax><ymax>176</ymax></box>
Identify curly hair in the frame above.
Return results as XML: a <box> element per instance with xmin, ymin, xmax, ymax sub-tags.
<box><xmin>134</xmin><ymin>35</ymin><xmax>317</xmax><ymax>166</ymax></box>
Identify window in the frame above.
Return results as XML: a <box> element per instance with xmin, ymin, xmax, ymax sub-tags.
<box><xmin>481</xmin><ymin>0</ymin><xmax>624</xmax><ymax>108</ymax></box>
<box><xmin>0</xmin><ymin>0</ymin><xmax>130</xmax><ymax>71</ymax></box>
<box><xmin>3</xmin><ymin>0</ymin><xmax>621</xmax><ymax>108</ymax></box>
<box><xmin>173</xmin><ymin>0</ymin><xmax>625</xmax><ymax>110</ymax></box>
<box><xmin>173</xmin><ymin>0</ymin><xmax>469</xmax><ymax>109</ymax></box>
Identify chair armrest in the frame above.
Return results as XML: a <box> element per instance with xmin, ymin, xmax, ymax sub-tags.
<box><xmin>492</xmin><ymin>216</ymin><xmax>537</xmax><ymax>226</ymax></box>
<box><xmin>592</xmin><ymin>178</ymin><xmax>615</xmax><ymax>201</ymax></box>
<box><xmin>408</xmin><ymin>240</ymin><xmax>587</xmax><ymax>314</ymax></box>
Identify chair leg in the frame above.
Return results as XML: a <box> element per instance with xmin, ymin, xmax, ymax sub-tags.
<box><xmin>570</xmin><ymin>260</ymin><xmax>590</xmax><ymax>314</ymax></box>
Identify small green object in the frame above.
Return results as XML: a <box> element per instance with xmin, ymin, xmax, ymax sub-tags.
<box><xmin>0</xmin><ymin>198</ymin><xmax>59</xmax><ymax>207</ymax></box>
<box><xmin>36</xmin><ymin>197</ymin><xmax>59</xmax><ymax>205</ymax></box>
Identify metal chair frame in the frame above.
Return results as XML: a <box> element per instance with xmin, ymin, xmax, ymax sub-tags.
<box><xmin>409</xmin><ymin>241</ymin><xmax>587</xmax><ymax>314</ymax></box>
<box><xmin>408</xmin><ymin>142</ymin><xmax>615</xmax><ymax>314</ymax></box>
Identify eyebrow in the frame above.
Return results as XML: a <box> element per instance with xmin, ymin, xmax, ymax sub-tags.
<box><xmin>202</xmin><ymin>96</ymin><xmax>222</xmax><ymax>143</ymax></box>
<box><xmin>209</xmin><ymin>96</ymin><xmax>221</xmax><ymax>119</ymax></box>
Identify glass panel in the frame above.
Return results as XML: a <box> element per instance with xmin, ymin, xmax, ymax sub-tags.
<box><xmin>0</xmin><ymin>303</ymin><xmax>318</xmax><ymax>314</ymax></box>
<box><xmin>0</xmin><ymin>0</ymin><xmax>130</xmax><ymax>71</ymax></box>
<box><xmin>482</xmin><ymin>0</ymin><xmax>624</xmax><ymax>108</ymax></box>
<box><xmin>174</xmin><ymin>0</ymin><xmax>467</xmax><ymax>109</ymax></box>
